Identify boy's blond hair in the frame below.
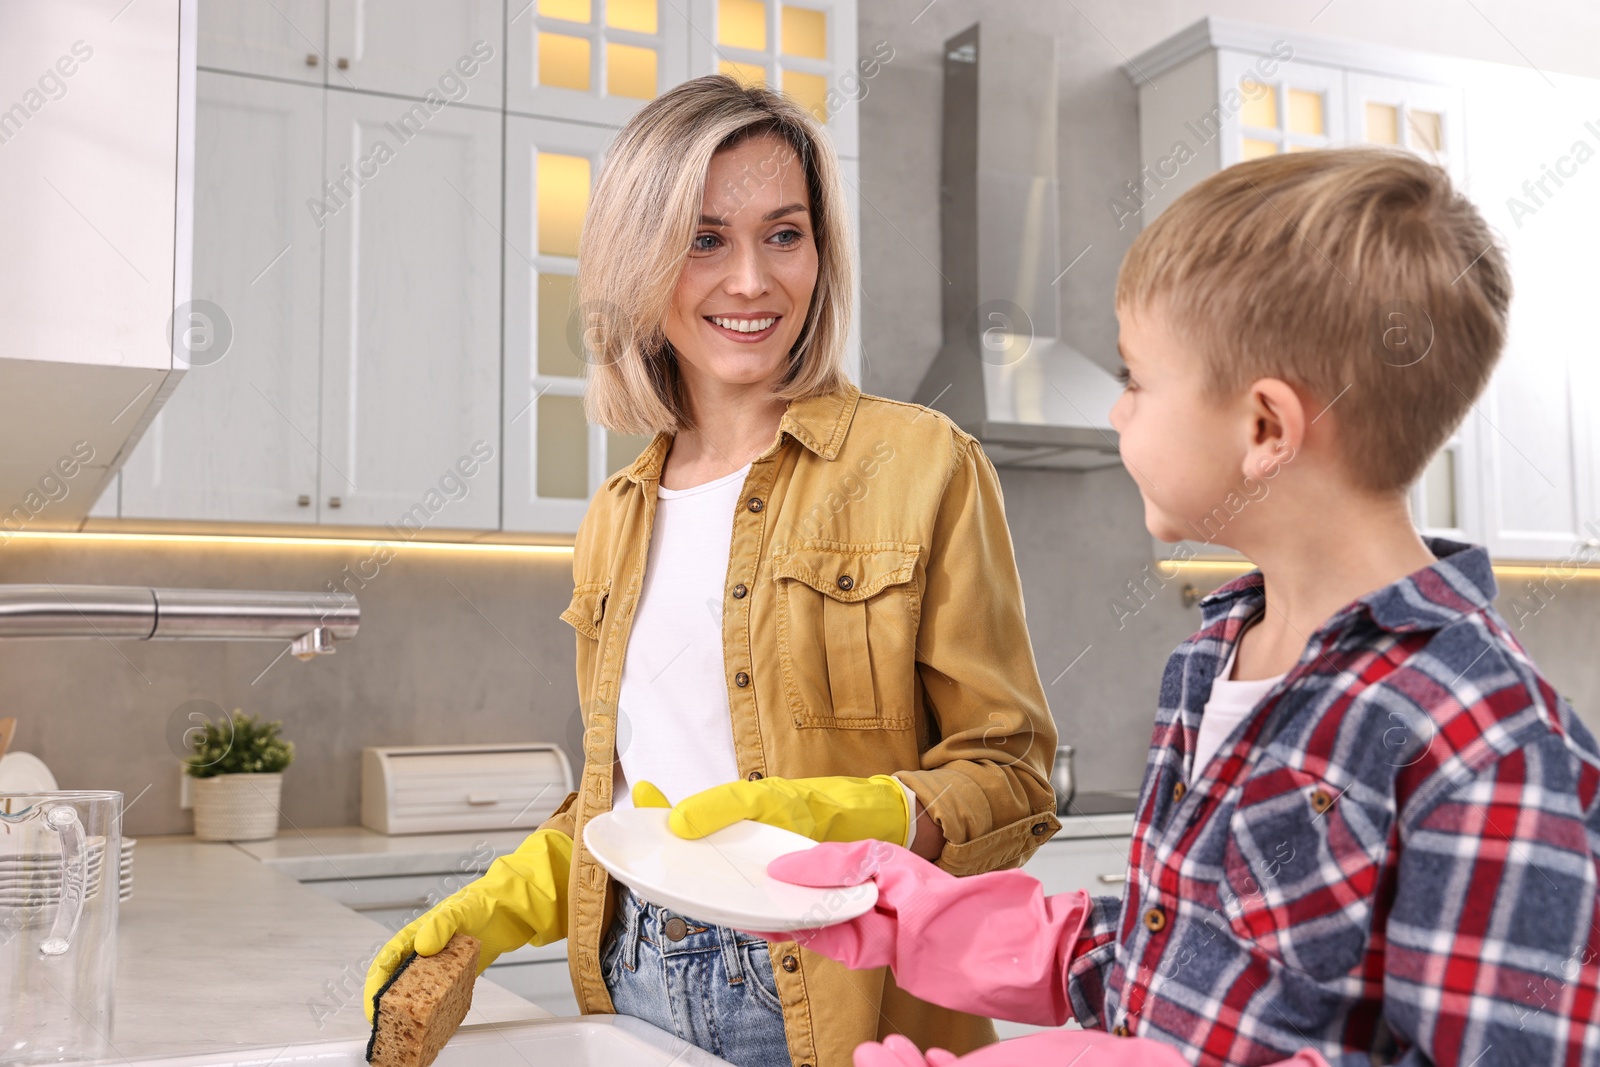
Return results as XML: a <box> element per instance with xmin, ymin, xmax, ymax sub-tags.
<box><xmin>1117</xmin><ymin>146</ymin><xmax>1511</xmax><ymax>492</ymax></box>
<box><xmin>579</xmin><ymin>75</ymin><xmax>854</xmax><ymax>436</ymax></box>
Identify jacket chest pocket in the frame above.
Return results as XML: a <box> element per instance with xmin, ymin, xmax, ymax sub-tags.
<box><xmin>770</xmin><ymin>540</ymin><xmax>922</xmax><ymax>731</ymax></box>
<box><xmin>1219</xmin><ymin>762</ymin><xmax>1393</xmax><ymax>981</ymax></box>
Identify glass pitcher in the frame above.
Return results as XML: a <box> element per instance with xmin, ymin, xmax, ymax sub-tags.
<box><xmin>0</xmin><ymin>791</ymin><xmax>122</xmax><ymax>1066</ymax></box>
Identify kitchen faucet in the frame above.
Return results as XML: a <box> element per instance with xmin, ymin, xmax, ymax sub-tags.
<box><xmin>0</xmin><ymin>585</ymin><xmax>359</xmax><ymax>659</ymax></box>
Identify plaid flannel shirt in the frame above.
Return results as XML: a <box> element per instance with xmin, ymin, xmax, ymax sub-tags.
<box><xmin>1068</xmin><ymin>537</ymin><xmax>1600</xmax><ymax>1066</ymax></box>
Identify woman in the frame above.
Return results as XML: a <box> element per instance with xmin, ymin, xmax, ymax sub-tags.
<box><xmin>365</xmin><ymin>75</ymin><xmax>1059</xmax><ymax>1067</ymax></box>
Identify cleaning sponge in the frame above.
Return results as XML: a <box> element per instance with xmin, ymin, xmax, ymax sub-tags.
<box><xmin>366</xmin><ymin>932</ymin><xmax>481</xmax><ymax>1067</ymax></box>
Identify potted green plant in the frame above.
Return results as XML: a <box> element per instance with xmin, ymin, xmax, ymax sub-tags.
<box><xmin>184</xmin><ymin>710</ymin><xmax>294</xmax><ymax>842</ymax></box>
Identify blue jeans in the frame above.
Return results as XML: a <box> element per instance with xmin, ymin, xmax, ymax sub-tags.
<box><xmin>601</xmin><ymin>882</ymin><xmax>792</xmax><ymax>1067</ymax></box>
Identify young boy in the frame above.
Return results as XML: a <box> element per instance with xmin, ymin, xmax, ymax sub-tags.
<box><xmin>756</xmin><ymin>147</ymin><xmax>1600</xmax><ymax>1066</ymax></box>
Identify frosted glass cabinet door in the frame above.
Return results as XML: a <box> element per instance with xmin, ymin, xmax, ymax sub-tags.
<box><xmin>326</xmin><ymin>0</ymin><xmax>505</xmax><ymax>102</ymax></box>
<box><xmin>197</xmin><ymin>0</ymin><xmax>328</xmax><ymax>83</ymax></box>
<box><xmin>122</xmin><ymin>72</ymin><xmax>325</xmax><ymax>523</ymax></box>
<box><xmin>319</xmin><ymin>92</ymin><xmax>503</xmax><ymax>530</ymax></box>
<box><xmin>506</xmin><ymin>0</ymin><xmax>691</xmax><ymax>126</ymax></box>
<box><xmin>1214</xmin><ymin>49</ymin><xmax>1345</xmax><ymax>166</ymax></box>
<box><xmin>688</xmin><ymin>0</ymin><xmax>860</xmax><ymax>158</ymax></box>
<box><xmin>501</xmin><ymin>115</ymin><xmax>616</xmax><ymax>534</ymax></box>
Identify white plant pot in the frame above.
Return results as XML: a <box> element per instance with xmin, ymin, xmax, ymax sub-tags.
<box><xmin>191</xmin><ymin>772</ymin><xmax>283</xmax><ymax>842</ymax></box>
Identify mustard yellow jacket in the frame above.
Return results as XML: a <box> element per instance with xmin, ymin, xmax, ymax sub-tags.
<box><xmin>541</xmin><ymin>382</ymin><xmax>1061</xmax><ymax>1067</ymax></box>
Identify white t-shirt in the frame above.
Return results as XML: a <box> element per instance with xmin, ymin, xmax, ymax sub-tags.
<box><xmin>612</xmin><ymin>463</ymin><xmax>751</xmax><ymax>812</ymax></box>
<box><xmin>609</xmin><ymin>460</ymin><xmax>920</xmax><ymax>849</ymax></box>
<box><xmin>1191</xmin><ymin>623</ymin><xmax>1287</xmax><ymax>784</ymax></box>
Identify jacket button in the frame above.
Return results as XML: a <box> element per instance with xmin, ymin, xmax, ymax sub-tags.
<box><xmin>1031</xmin><ymin>821</ymin><xmax>1048</xmax><ymax>836</ymax></box>
<box><xmin>836</xmin><ymin>574</ymin><xmax>854</xmax><ymax>591</ymax></box>
<box><xmin>1310</xmin><ymin>788</ymin><xmax>1334</xmax><ymax>814</ymax></box>
<box><xmin>747</xmin><ymin>770</ymin><xmax>764</xmax><ymax>781</ymax></box>
<box><xmin>735</xmin><ymin>671</ymin><xmax>750</xmax><ymax>687</ymax></box>
<box><xmin>732</xmin><ymin>583</ymin><xmax>748</xmax><ymax>599</ymax></box>
<box><xmin>747</xmin><ymin>497</ymin><xmax>764</xmax><ymax>513</ymax></box>
<box><xmin>1114</xmin><ymin>1024</ymin><xmax>1131</xmax><ymax>1037</ymax></box>
<box><xmin>1172</xmin><ymin>780</ymin><xmax>1186</xmax><ymax>803</ymax></box>
<box><xmin>781</xmin><ymin>954</ymin><xmax>798</xmax><ymax>972</ymax></box>
<box><xmin>1143</xmin><ymin>906</ymin><xmax>1166</xmax><ymax>932</ymax></box>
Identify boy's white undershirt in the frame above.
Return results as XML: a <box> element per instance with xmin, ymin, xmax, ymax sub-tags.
<box><xmin>610</xmin><ymin>461</ymin><xmax>917</xmax><ymax>849</ymax></box>
<box><xmin>1191</xmin><ymin>619</ymin><xmax>1288</xmax><ymax>784</ymax></box>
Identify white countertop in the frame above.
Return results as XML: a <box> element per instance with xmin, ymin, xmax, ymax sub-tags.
<box><xmin>231</xmin><ymin>814</ymin><xmax>1132</xmax><ymax>885</ymax></box>
<box><xmin>1048</xmin><ymin>810</ymin><xmax>1135</xmax><ymax>841</ymax></box>
<box><xmin>107</xmin><ymin>837</ymin><xmax>549</xmax><ymax>1061</ymax></box>
<box><xmin>232</xmin><ymin>825</ymin><xmax>536</xmax><ymax>881</ymax></box>
<box><xmin>88</xmin><ymin>820</ymin><xmax>1128</xmax><ymax>1063</ymax></box>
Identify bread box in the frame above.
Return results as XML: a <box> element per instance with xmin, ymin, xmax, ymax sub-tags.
<box><xmin>361</xmin><ymin>744</ymin><xmax>574</xmax><ymax>835</ymax></box>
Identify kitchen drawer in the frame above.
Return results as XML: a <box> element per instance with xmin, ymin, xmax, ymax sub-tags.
<box><xmin>300</xmin><ymin>874</ymin><xmax>568</xmax><ymax>965</ymax></box>
<box><xmin>1022</xmin><ymin>836</ymin><xmax>1130</xmax><ymax>897</ymax></box>
<box><xmin>487</xmin><ymin>960</ymin><xmax>580</xmax><ymax>1017</ymax></box>
<box><xmin>989</xmin><ymin>836</ymin><xmax>1128</xmax><ymax>1042</ymax></box>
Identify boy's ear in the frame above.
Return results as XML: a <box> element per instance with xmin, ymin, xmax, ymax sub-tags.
<box><xmin>1241</xmin><ymin>377</ymin><xmax>1305</xmax><ymax>480</ymax></box>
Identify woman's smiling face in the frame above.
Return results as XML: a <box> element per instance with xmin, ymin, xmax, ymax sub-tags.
<box><xmin>662</xmin><ymin>130</ymin><xmax>820</xmax><ymax>395</ymax></box>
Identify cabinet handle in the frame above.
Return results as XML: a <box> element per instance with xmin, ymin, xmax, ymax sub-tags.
<box><xmin>328</xmin><ymin>496</ymin><xmax>342</xmax><ymax>508</ymax></box>
<box><xmin>297</xmin><ymin>494</ymin><xmax>311</xmax><ymax>507</ymax></box>
<box><xmin>1097</xmin><ymin>873</ymin><xmax>1126</xmax><ymax>884</ymax></box>
<box><xmin>337</xmin><ymin>57</ymin><xmax>349</xmax><ymax>70</ymax></box>
<box><xmin>354</xmin><ymin>898</ymin><xmax>435</xmax><ymax>913</ymax></box>
<box><xmin>305</xmin><ymin>53</ymin><xmax>319</xmax><ymax>67</ymax></box>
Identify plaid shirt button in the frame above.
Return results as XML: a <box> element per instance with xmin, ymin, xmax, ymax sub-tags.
<box><xmin>1113</xmin><ymin>1024</ymin><xmax>1131</xmax><ymax>1037</ymax></box>
<box><xmin>1310</xmin><ymin>788</ymin><xmax>1334</xmax><ymax>814</ymax></box>
<box><xmin>1143</xmin><ymin>906</ymin><xmax>1166</xmax><ymax>932</ymax></box>
<box><xmin>1171</xmin><ymin>780</ymin><xmax>1186</xmax><ymax>802</ymax></box>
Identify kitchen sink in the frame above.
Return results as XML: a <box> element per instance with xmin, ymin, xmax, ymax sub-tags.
<box><xmin>105</xmin><ymin>1016</ymin><xmax>735</xmax><ymax>1067</ymax></box>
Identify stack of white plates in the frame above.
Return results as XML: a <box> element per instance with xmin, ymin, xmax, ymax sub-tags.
<box><xmin>0</xmin><ymin>835</ymin><xmax>135</xmax><ymax>905</ymax></box>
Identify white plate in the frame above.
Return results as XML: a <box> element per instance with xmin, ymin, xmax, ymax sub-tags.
<box><xmin>582</xmin><ymin>808</ymin><xmax>876</xmax><ymax>932</ymax></box>
<box><xmin>0</xmin><ymin>753</ymin><xmax>58</xmax><ymax>793</ymax></box>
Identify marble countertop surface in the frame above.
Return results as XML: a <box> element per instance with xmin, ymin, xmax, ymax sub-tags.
<box><xmin>106</xmin><ymin>836</ymin><xmax>549</xmax><ymax>1060</ymax></box>
<box><xmin>1048</xmin><ymin>810</ymin><xmax>1136</xmax><ymax>841</ymax></box>
<box><xmin>232</xmin><ymin>825</ymin><xmax>536</xmax><ymax>881</ymax></box>
<box><xmin>228</xmin><ymin>815</ymin><xmax>1131</xmax><ymax>887</ymax></box>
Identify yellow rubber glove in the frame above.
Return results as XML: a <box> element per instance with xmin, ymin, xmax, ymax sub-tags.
<box><xmin>638</xmin><ymin>775</ymin><xmax>911</xmax><ymax>846</ymax></box>
<box><xmin>363</xmin><ymin>827</ymin><xmax>572</xmax><ymax>1022</ymax></box>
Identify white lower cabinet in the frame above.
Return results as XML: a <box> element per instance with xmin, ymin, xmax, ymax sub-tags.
<box><xmin>988</xmin><ymin>835</ymin><xmax>1131</xmax><ymax>1041</ymax></box>
<box><xmin>300</xmin><ymin>870</ymin><xmax>580</xmax><ymax>1017</ymax></box>
<box><xmin>291</xmin><ymin>832</ymin><xmax>1131</xmax><ymax>1031</ymax></box>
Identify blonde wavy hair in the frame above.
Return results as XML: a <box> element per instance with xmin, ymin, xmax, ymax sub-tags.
<box><xmin>578</xmin><ymin>75</ymin><xmax>854</xmax><ymax>436</ymax></box>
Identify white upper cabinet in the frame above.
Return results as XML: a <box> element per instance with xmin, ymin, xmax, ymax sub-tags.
<box><xmin>1458</xmin><ymin>65</ymin><xmax>1600</xmax><ymax>561</ymax></box>
<box><xmin>326</xmin><ymin>0</ymin><xmax>505</xmax><ymax>102</ymax></box>
<box><xmin>197</xmin><ymin>0</ymin><xmax>328</xmax><ymax>83</ymax></box>
<box><xmin>506</xmin><ymin>0</ymin><xmax>691</xmax><ymax>126</ymax></box>
<box><xmin>122</xmin><ymin>72</ymin><xmax>325</xmax><ymax>523</ymax></box>
<box><xmin>1339</xmin><ymin>72</ymin><xmax>1476</xmax><ymax>546</ymax></box>
<box><xmin>318</xmin><ymin>91</ymin><xmax>504</xmax><ymax>530</ymax></box>
<box><xmin>1128</xmin><ymin>19</ymin><xmax>1597</xmax><ymax>563</ymax></box>
<box><xmin>125</xmin><ymin>0</ymin><xmax>860</xmax><ymax>535</ymax></box>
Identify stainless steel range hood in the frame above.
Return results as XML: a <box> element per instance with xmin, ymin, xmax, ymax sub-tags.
<box><xmin>912</xmin><ymin>23</ymin><xmax>1124</xmax><ymax>471</ymax></box>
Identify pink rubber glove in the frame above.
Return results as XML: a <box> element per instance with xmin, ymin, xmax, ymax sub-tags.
<box><xmin>852</xmin><ymin>1030</ymin><xmax>1333</xmax><ymax>1067</ymax></box>
<box><xmin>746</xmin><ymin>839</ymin><xmax>1092</xmax><ymax>1027</ymax></box>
